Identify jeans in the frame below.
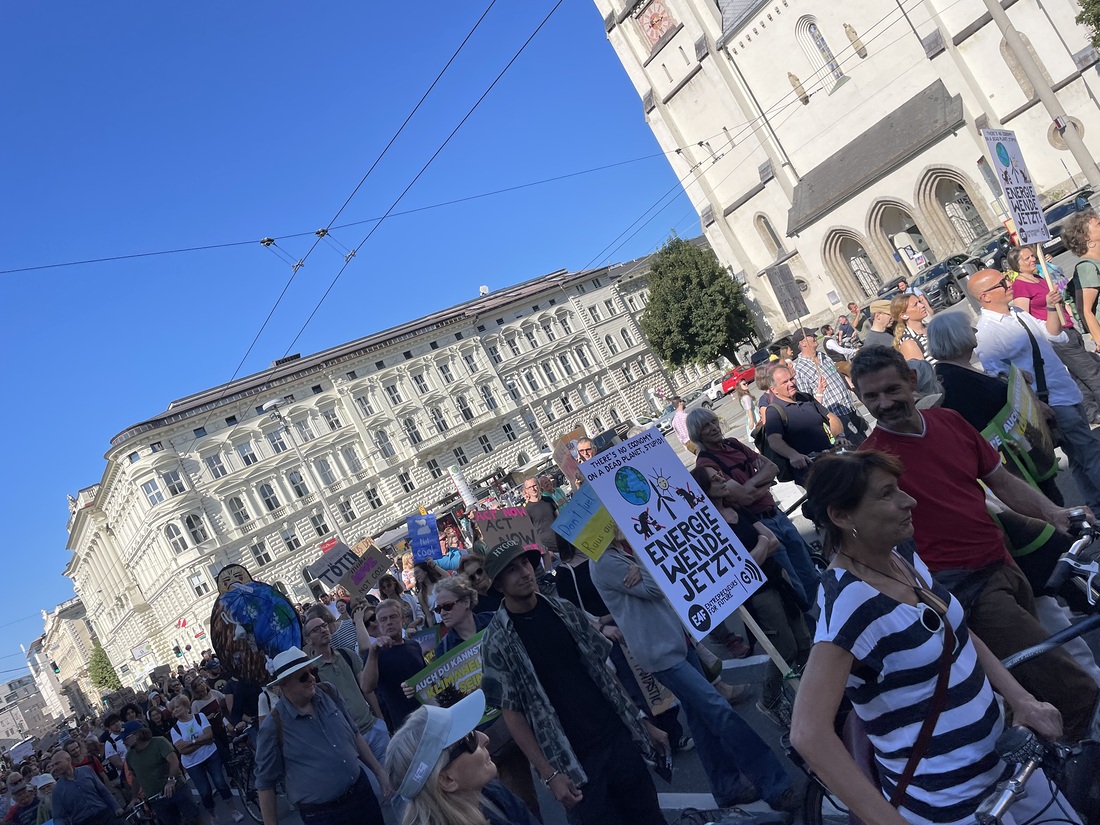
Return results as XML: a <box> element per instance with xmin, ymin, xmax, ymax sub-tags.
<box><xmin>654</xmin><ymin>650</ymin><xmax>792</xmax><ymax>808</ymax></box>
<box><xmin>187</xmin><ymin>749</ymin><xmax>232</xmax><ymax>810</ymax></box>
<box><xmin>361</xmin><ymin>717</ymin><xmax>393</xmax><ymax>814</ymax></box>
<box><xmin>1052</xmin><ymin>403</ymin><xmax>1100</xmax><ymax>511</ymax></box>
<box><xmin>759</xmin><ymin>511</ymin><xmax>820</xmax><ymax>610</ymax></box>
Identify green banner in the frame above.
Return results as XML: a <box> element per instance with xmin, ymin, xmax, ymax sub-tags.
<box><xmin>404</xmin><ymin>630</ymin><xmax>499</xmax><ymax>725</ymax></box>
<box><xmin>980</xmin><ymin>364</ymin><xmax>1058</xmax><ymax>486</ymax></box>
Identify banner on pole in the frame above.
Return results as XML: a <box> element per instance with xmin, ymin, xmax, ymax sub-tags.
<box><xmin>552</xmin><ymin>482</ymin><xmax>615</xmax><ymax>561</ymax></box>
<box><xmin>405</xmin><ymin>631</ymin><xmax>499</xmax><ymax>725</ymax></box>
<box><xmin>580</xmin><ymin>428</ymin><xmax>764</xmax><ymax>641</ymax></box>
<box><xmin>981</xmin><ymin>129</ymin><xmax>1050</xmax><ymax>244</ymax></box>
<box><xmin>407</xmin><ymin>514</ymin><xmax>442</xmax><ymax>563</ymax></box>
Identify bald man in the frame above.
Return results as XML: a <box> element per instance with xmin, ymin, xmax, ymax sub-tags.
<box><xmin>969</xmin><ymin>268</ymin><xmax>1100</xmax><ymax>510</ymax></box>
<box><xmin>48</xmin><ymin>751</ymin><xmax>124</xmax><ymax>825</ymax></box>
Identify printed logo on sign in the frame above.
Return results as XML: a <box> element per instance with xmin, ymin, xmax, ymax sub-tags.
<box><xmin>688</xmin><ymin>604</ymin><xmax>711</xmax><ymax>633</ymax></box>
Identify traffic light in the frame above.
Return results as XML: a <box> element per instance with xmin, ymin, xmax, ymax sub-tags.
<box><xmin>50</xmin><ymin>661</ymin><xmax>59</xmax><ymax>674</ymax></box>
<box><xmin>173</xmin><ymin>645</ymin><xmax>183</xmax><ymax>658</ymax></box>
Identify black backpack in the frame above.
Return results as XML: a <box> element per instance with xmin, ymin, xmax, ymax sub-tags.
<box><xmin>749</xmin><ymin>393</ymin><xmax>832</xmax><ymax>482</ymax></box>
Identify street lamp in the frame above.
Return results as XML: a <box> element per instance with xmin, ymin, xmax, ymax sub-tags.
<box><xmin>262</xmin><ymin>399</ymin><xmax>344</xmax><ymax>542</ymax></box>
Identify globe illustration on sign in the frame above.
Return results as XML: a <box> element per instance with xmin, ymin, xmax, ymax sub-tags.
<box><xmin>615</xmin><ymin>466</ymin><xmax>651</xmax><ymax>506</ymax></box>
<box><xmin>996</xmin><ymin>142</ymin><xmax>1011</xmax><ymax>168</ymax></box>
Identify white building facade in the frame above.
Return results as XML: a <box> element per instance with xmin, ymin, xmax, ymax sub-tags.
<box><xmin>595</xmin><ymin>0</ymin><xmax>1100</xmax><ymax>335</ymax></box>
<box><xmin>66</xmin><ymin>255</ymin><xmax>724</xmax><ymax>684</ymax></box>
<box><xmin>25</xmin><ymin>637</ymin><xmax>72</xmax><ymax>723</ymax></box>
<box><xmin>39</xmin><ymin>599</ymin><xmax>99</xmax><ymax>720</ymax></box>
<box><xmin>0</xmin><ymin>677</ymin><xmax>53</xmax><ymax>742</ymax></box>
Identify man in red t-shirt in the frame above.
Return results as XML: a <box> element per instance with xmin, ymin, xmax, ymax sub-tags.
<box><xmin>850</xmin><ymin>345</ymin><xmax>1097</xmax><ymax>740</ymax></box>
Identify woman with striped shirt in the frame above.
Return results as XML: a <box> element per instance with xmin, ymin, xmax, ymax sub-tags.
<box><xmin>789</xmin><ymin>450</ymin><xmax>1077</xmax><ymax>825</ymax></box>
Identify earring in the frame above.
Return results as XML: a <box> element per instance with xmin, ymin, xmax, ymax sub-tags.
<box><xmin>850</xmin><ymin>527</ymin><xmax>859</xmax><ymax>540</ymax></box>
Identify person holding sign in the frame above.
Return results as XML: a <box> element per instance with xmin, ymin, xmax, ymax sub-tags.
<box><xmin>479</xmin><ymin>540</ymin><xmax>666</xmax><ymax>825</ymax></box>
<box><xmin>970</xmin><ymin>268</ymin><xmax>1100</xmax><ymax>512</ymax></box>
<box><xmin>362</xmin><ymin>600</ymin><xmax>427</xmax><ymax>732</ymax></box>
<box><xmin>591</xmin><ymin>533</ymin><xmax>799</xmax><ymax>816</ymax></box>
<box><xmin>792</xmin><ymin>451</ymin><xmax>1073</xmax><ymax>825</ymax></box>
<box><xmin>384</xmin><ymin>691</ymin><xmax>539</xmax><ymax>825</ymax></box>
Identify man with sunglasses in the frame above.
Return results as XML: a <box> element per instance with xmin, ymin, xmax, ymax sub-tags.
<box><xmin>970</xmin><ymin>267</ymin><xmax>1100</xmax><ymax>511</ymax></box>
<box><xmin>361</xmin><ymin>600</ymin><xmax>426</xmax><ymax>731</ymax></box>
<box><xmin>254</xmin><ymin>646</ymin><xmax>390</xmax><ymax>825</ymax></box>
<box><xmin>458</xmin><ymin>554</ymin><xmax>501</xmax><ymax>613</ymax></box>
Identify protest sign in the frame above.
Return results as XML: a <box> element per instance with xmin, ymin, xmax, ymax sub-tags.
<box><xmin>470</xmin><ymin>507</ymin><xmax>539</xmax><ymax>552</ymax></box>
<box><xmin>981</xmin><ymin>364</ymin><xmax>1059</xmax><ymax>487</ymax></box>
<box><xmin>405</xmin><ymin>631</ymin><xmax>499</xmax><ymax>725</ymax></box>
<box><xmin>409</xmin><ymin>626</ymin><xmax>442</xmax><ymax>663</ymax></box>
<box><xmin>339</xmin><ymin>545</ymin><xmax>393</xmax><ymax>600</ymax></box>
<box><xmin>552</xmin><ymin>482</ymin><xmax>615</xmax><ymax>561</ymax></box>
<box><xmin>981</xmin><ymin>129</ymin><xmax>1050</xmax><ymax>245</ymax></box>
<box><xmin>553</xmin><ymin>427</ymin><xmax>586</xmax><ymax>490</ymax></box>
<box><xmin>305</xmin><ymin>541</ymin><xmax>362</xmax><ymax>589</ymax></box>
<box><xmin>620</xmin><ymin>642</ymin><xmax>677</xmax><ymax>717</ymax></box>
<box><xmin>407</xmin><ymin>514</ymin><xmax>442</xmax><ymax>563</ymax></box>
<box><xmin>580</xmin><ymin>428</ymin><xmax>764</xmax><ymax>641</ymax></box>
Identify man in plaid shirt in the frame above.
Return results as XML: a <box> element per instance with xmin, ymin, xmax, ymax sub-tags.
<box><xmin>791</xmin><ymin>328</ymin><xmax>866</xmax><ymax>446</ymax></box>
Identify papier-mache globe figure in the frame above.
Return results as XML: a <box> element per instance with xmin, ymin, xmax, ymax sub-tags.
<box><xmin>209</xmin><ymin>564</ymin><xmax>302</xmax><ymax>686</ymax></box>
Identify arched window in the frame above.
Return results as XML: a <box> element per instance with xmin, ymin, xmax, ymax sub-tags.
<box><xmin>227</xmin><ymin>496</ymin><xmax>250</xmax><ymax>526</ymax></box>
<box><xmin>431</xmin><ymin>407</ymin><xmax>449</xmax><ymax>433</ymax></box>
<box><xmin>481</xmin><ymin>385</ymin><xmax>498</xmax><ymax>411</ymax></box>
<box><xmin>184</xmin><ymin>514</ymin><xmax>208</xmax><ymax>544</ymax></box>
<box><xmin>259</xmin><ymin>483</ymin><xmax>280</xmax><ymax>511</ymax></box>
<box><xmin>576</xmin><ymin>346</ymin><xmax>592</xmax><ymax>368</ymax></box>
<box><xmin>610</xmin><ymin>407</ymin><xmax>622</xmax><ymax>424</ymax></box>
<box><xmin>604</xmin><ymin>335</ymin><xmax>620</xmax><ymax>355</ymax></box>
<box><xmin>755</xmin><ymin>214</ymin><xmax>786</xmax><ymax>258</ymax></box>
<box><xmin>164</xmin><ymin>524</ymin><xmax>187</xmax><ymax>554</ymax></box>
<box><xmin>560</xmin><ymin>313</ymin><xmax>574</xmax><ymax>334</ymax></box>
<box><xmin>621</xmin><ymin>328</ymin><xmax>635</xmax><ymax>348</ymax></box>
<box><xmin>796</xmin><ymin>16</ymin><xmax>844</xmax><ymax>92</ymax></box>
<box><xmin>403</xmin><ymin>417</ymin><xmax>423</xmax><ymax>445</ymax></box>
<box><xmin>289</xmin><ymin>470</ymin><xmax>309</xmax><ymax>497</ymax></box>
<box><xmin>593</xmin><ymin>416</ymin><xmax>605</xmax><ymax>431</ymax></box>
<box><xmin>456</xmin><ymin>395</ymin><xmax>474</xmax><ymax>422</ymax></box>
<box><xmin>375</xmin><ymin>429</ymin><xmax>396</xmax><ymax>459</ymax></box>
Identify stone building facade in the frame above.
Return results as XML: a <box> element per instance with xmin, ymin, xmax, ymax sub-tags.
<box><xmin>595</xmin><ymin>0</ymin><xmax>1100</xmax><ymax>335</ymax></box>
<box><xmin>65</xmin><ymin>252</ymin><xmax>723</xmax><ymax>685</ymax></box>
<box><xmin>39</xmin><ymin>599</ymin><xmax>100</xmax><ymax>720</ymax></box>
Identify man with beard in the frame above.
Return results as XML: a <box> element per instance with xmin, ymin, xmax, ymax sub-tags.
<box><xmin>851</xmin><ymin>344</ymin><xmax>1098</xmax><ymax>740</ymax></box>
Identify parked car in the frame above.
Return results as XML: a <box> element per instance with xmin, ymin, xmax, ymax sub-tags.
<box><xmin>1041</xmin><ymin>188</ymin><xmax>1092</xmax><ymax>255</ymax></box>
<box><xmin>704</xmin><ymin>377</ymin><xmax>726</xmax><ymax>402</ymax></box>
<box><xmin>876</xmin><ymin>254</ymin><xmax>970</xmax><ymax>309</ymax></box>
<box><xmin>965</xmin><ymin>227</ymin><xmax>1012</xmax><ymax>271</ymax></box>
<box><xmin>720</xmin><ymin>364</ymin><xmax>757</xmax><ymax>394</ymax></box>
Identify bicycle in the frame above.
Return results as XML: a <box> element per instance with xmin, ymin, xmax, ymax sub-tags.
<box><xmin>792</xmin><ymin>509</ymin><xmax>1100</xmax><ymax>824</ymax></box>
<box><xmin>124</xmin><ymin>794</ymin><xmax>164</xmax><ymax>824</ymax></box>
<box><xmin>224</xmin><ymin>729</ymin><xmax>263</xmax><ymax>822</ymax></box>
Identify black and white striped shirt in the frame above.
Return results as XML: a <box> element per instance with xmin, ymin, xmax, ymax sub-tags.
<box><xmin>816</xmin><ymin>551</ymin><xmax>1005</xmax><ymax>824</ymax></box>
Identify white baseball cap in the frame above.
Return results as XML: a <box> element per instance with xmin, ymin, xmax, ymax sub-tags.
<box><xmin>395</xmin><ymin>690</ymin><xmax>486</xmax><ymax>800</ymax></box>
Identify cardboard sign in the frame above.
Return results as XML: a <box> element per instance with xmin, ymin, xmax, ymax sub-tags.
<box><xmin>407</xmin><ymin>514</ymin><xmax>442</xmax><ymax>563</ymax></box>
<box><xmin>305</xmin><ymin>541</ymin><xmax>362</xmax><ymax>589</ymax></box>
<box><xmin>470</xmin><ymin>507</ymin><xmax>539</xmax><ymax>552</ymax></box>
<box><xmin>339</xmin><ymin>545</ymin><xmax>393</xmax><ymax>600</ymax></box>
<box><xmin>580</xmin><ymin>428</ymin><xmax>764</xmax><ymax>641</ymax></box>
<box><xmin>405</xmin><ymin>631</ymin><xmax>499</xmax><ymax>725</ymax></box>
<box><xmin>553</xmin><ymin>427</ymin><xmax>586</xmax><ymax>490</ymax></box>
<box><xmin>981</xmin><ymin>129</ymin><xmax>1051</xmax><ymax>244</ymax></box>
<box><xmin>620</xmin><ymin>641</ymin><xmax>677</xmax><ymax>717</ymax></box>
<box><xmin>552</xmin><ymin>483</ymin><xmax>615</xmax><ymax>561</ymax></box>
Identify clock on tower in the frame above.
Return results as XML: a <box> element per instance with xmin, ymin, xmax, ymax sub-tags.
<box><xmin>637</xmin><ymin>1</ymin><xmax>674</xmax><ymax>47</ymax></box>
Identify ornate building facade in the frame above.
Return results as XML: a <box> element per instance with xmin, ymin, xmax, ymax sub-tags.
<box><xmin>65</xmin><ymin>251</ymin><xmax>723</xmax><ymax>685</ymax></box>
<box><xmin>595</xmin><ymin>0</ymin><xmax>1100</xmax><ymax>335</ymax></box>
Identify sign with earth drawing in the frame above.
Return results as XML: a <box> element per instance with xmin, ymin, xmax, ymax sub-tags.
<box><xmin>981</xmin><ymin>128</ymin><xmax>1050</xmax><ymax>245</ymax></box>
<box><xmin>579</xmin><ymin>427</ymin><xmax>764</xmax><ymax>641</ymax></box>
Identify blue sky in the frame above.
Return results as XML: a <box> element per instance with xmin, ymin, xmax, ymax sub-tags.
<box><xmin>0</xmin><ymin>1</ymin><xmax>696</xmax><ymax>674</ymax></box>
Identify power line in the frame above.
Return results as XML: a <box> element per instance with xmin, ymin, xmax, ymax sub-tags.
<box><xmin>281</xmin><ymin>0</ymin><xmax>567</xmax><ymax>356</ymax></box>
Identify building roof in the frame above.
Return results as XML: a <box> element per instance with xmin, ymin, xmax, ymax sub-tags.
<box><xmin>716</xmin><ymin>0</ymin><xmax>768</xmax><ymax>43</ymax></box>
<box><xmin>785</xmin><ymin>80</ymin><xmax>966</xmax><ymax>236</ymax></box>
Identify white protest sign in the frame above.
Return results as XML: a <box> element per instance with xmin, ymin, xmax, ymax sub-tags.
<box><xmin>305</xmin><ymin>539</ymin><xmax>361</xmax><ymax>589</ymax></box>
<box><xmin>981</xmin><ymin>129</ymin><xmax>1050</xmax><ymax>244</ymax></box>
<box><xmin>580</xmin><ymin>428</ymin><xmax>764</xmax><ymax>641</ymax></box>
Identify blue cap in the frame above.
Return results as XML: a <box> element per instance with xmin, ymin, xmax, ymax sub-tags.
<box><xmin>120</xmin><ymin>720</ymin><xmax>144</xmax><ymax>739</ymax></box>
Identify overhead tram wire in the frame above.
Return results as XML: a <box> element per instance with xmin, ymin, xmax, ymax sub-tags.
<box><xmin>280</xmin><ymin>0</ymin><xmax>567</xmax><ymax>357</ymax></box>
<box><xmin>1</xmin><ymin>0</ymin><xmax>933</xmax><ymax>280</ymax></box>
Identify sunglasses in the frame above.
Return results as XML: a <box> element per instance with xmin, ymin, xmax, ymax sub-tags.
<box><xmin>446</xmin><ymin>731</ymin><xmax>478</xmax><ymax>764</ymax></box>
<box><xmin>981</xmin><ymin>277</ymin><xmax>1010</xmax><ymax>295</ymax></box>
<box><xmin>296</xmin><ymin>667</ymin><xmax>319</xmax><ymax>684</ymax></box>
<box><xmin>433</xmin><ymin>600</ymin><xmax>463</xmax><ymax>615</ymax></box>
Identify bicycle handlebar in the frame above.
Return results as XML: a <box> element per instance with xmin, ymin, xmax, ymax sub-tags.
<box><xmin>1000</xmin><ymin>612</ymin><xmax>1100</xmax><ymax>670</ymax></box>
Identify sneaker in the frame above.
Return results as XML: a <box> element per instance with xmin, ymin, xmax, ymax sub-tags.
<box><xmin>715</xmin><ymin>681</ymin><xmax>754</xmax><ymax>705</ymax></box>
<box><xmin>719</xmin><ymin>782</ymin><xmax>760</xmax><ymax>806</ymax></box>
<box><xmin>768</xmin><ymin>787</ymin><xmax>801</xmax><ymax>813</ymax></box>
<box><xmin>232</xmin><ymin>813</ymin><xmax>246</xmax><ymax>823</ymax></box>
<box><xmin>723</xmin><ymin>635</ymin><xmax>752</xmax><ymax>658</ymax></box>
<box><xmin>755</xmin><ymin>699</ymin><xmax>787</xmax><ymax>728</ymax></box>
<box><xmin>673</xmin><ymin>735</ymin><xmax>695</xmax><ymax>751</ymax></box>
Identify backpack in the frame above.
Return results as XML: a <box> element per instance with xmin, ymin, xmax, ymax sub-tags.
<box><xmin>1068</xmin><ymin>259</ymin><xmax>1100</xmax><ymax>330</ymax></box>
<box><xmin>750</xmin><ymin>393</ymin><xmax>833</xmax><ymax>482</ymax></box>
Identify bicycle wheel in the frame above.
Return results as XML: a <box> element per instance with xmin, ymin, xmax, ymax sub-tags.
<box><xmin>803</xmin><ymin>779</ymin><xmax>851</xmax><ymax>825</ymax></box>
<box><xmin>228</xmin><ymin>755</ymin><xmax>263</xmax><ymax>822</ymax></box>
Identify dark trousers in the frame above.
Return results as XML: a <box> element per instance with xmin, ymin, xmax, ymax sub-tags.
<box><xmin>298</xmin><ymin>769</ymin><xmax>383</xmax><ymax>825</ymax></box>
<box><xmin>149</xmin><ymin>784</ymin><xmax>202</xmax><ymax>825</ymax></box>
<box><xmin>966</xmin><ymin>562</ymin><xmax>1098</xmax><ymax>741</ymax></box>
<box><xmin>1054</xmin><ymin>327</ymin><xmax>1100</xmax><ymax>419</ymax></box>
<box><xmin>75</xmin><ymin>810</ymin><xmax>124</xmax><ymax>825</ymax></box>
<box><xmin>567</xmin><ymin>726</ymin><xmax>664</xmax><ymax>825</ymax></box>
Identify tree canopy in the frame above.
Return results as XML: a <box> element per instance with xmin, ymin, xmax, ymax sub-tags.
<box><xmin>638</xmin><ymin>235</ymin><xmax>755</xmax><ymax>368</ymax></box>
<box><xmin>1078</xmin><ymin>0</ymin><xmax>1100</xmax><ymax>47</ymax></box>
<box><xmin>88</xmin><ymin>640</ymin><xmax>122</xmax><ymax>691</ymax></box>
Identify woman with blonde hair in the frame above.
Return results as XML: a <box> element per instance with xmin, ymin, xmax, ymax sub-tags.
<box><xmin>432</xmin><ymin>577</ymin><xmax>492</xmax><ymax>658</ymax></box>
<box><xmin>385</xmin><ymin>691</ymin><xmax>538</xmax><ymax>825</ymax></box>
<box><xmin>890</xmin><ymin>292</ymin><xmax>932</xmax><ymax>361</ymax></box>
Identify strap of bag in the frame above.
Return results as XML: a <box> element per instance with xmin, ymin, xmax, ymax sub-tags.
<box><xmin>1014</xmin><ymin>312</ymin><xmax>1050</xmax><ymax>403</ymax></box>
<box><xmin>888</xmin><ymin>615</ymin><xmax>955</xmax><ymax>807</ymax></box>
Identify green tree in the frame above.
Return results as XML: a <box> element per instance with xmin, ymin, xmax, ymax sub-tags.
<box><xmin>1078</xmin><ymin>0</ymin><xmax>1100</xmax><ymax>47</ymax></box>
<box><xmin>639</xmin><ymin>235</ymin><xmax>756</xmax><ymax>368</ymax></box>
<box><xmin>88</xmin><ymin>641</ymin><xmax>122</xmax><ymax>691</ymax></box>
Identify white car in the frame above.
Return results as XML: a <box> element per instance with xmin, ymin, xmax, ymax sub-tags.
<box><xmin>704</xmin><ymin>379</ymin><xmax>725</xmax><ymax>402</ymax></box>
